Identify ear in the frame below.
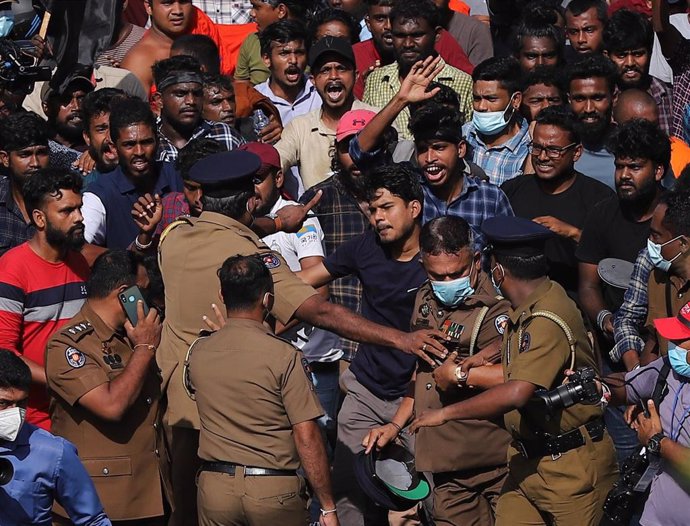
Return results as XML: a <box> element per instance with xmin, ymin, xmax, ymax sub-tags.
<box><xmin>145</xmin><ymin>0</ymin><xmax>152</xmax><ymax>16</ymax></box>
<box><xmin>0</xmin><ymin>150</ymin><xmax>9</xmax><ymax>168</ymax></box>
<box><xmin>83</xmin><ymin>130</ymin><xmax>92</xmax><ymax>147</ymax></box>
<box><xmin>572</xmin><ymin>143</ymin><xmax>583</xmax><ymax>163</ymax></box>
<box><xmin>434</xmin><ymin>26</ymin><xmax>441</xmax><ymax>44</ymax></box>
<box><xmin>274</xmin><ymin>169</ymin><xmax>284</xmax><ymax>190</ymax></box>
<box><xmin>511</xmin><ymin>91</ymin><xmax>522</xmax><ymax>109</ymax></box>
<box><xmin>365</xmin><ymin>14</ymin><xmax>372</xmax><ymax>32</ymax></box>
<box><xmin>41</xmin><ymin>101</ymin><xmax>50</xmax><ymax>117</ymax></box>
<box><xmin>457</xmin><ymin>140</ymin><xmax>466</xmax><ymax>159</ymax></box>
<box><xmin>277</xmin><ymin>3</ymin><xmax>288</xmax><ymax>19</ymax></box>
<box><xmin>32</xmin><ymin>208</ymin><xmax>46</xmax><ymax>230</ymax></box>
<box><xmin>654</xmin><ymin>163</ymin><xmax>665</xmax><ymax>183</ymax></box>
<box><xmin>262</xmin><ymin>52</ymin><xmax>271</xmax><ymax>69</ymax></box>
<box><xmin>410</xmin><ymin>199</ymin><xmax>422</xmax><ymax>220</ymax></box>
<box><xmin>151</xmin><ymin>91</ymin><xmax>162</xmax><ymax>106</ymax></box>
<box><xmin>218</xmin><ymin>288</ymin><xmax>224</xmax><ymax>304</ymax></box>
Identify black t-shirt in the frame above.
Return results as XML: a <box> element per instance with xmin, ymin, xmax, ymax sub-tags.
<box><xmin>576</xmin><ymin>194</ymin><xmax>652</xmax><ymax>309</ymax></box>
<box><xmin>502</xmin><ymin>172</ymin><xmax>614</xmax><ymax>296</ymax></box>
<box><xmin>324</xmin><ymin>230</ymin><xmax>426</xmax><ymax>400</ymax></box>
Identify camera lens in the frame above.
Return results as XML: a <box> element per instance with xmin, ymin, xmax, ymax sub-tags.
<box><xmin>120</xmin><ymin>294</ymin><xmax>126</xmax><ymax>302</ymax></box>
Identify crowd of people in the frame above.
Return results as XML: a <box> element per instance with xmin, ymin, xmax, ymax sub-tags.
<box><xmin>0</xmin><ymin>0</ymin><xmax>689</xmax><ymax>525</ymax></box>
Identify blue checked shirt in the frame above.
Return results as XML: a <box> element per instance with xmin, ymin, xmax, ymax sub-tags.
<box><xmin>611</xmin><ymin>248</ymin><xmax>653</xmax><ymax>362</ymax></box>
<box><xmin>463</xmin><ymin>118</ymin><xmax>530</xmax><ymax>186</ymax></box>
<box><xmin>156</xmin><ymin>119</ymin><xmax>245</xmax><ymax>162</ymax></box>
<box><xmin>0</xmin><ymin>176</ymin><xmax>34</xmax><ymax>256</ymax></box>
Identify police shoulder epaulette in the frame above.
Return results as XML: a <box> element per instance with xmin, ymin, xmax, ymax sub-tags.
<box><xmin>62</xmin><ymin>321</ymin><xmax>94</xmax><ymax>340</ymax></box>
<box><xmin>159</xmin><ymin>216</ymin><xmax>196</xmax><ymax>246</ymax></box>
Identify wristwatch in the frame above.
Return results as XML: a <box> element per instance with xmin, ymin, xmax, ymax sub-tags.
<box><xmin>647</xmin><ymin>432</ymin><xmax>666</xmax><ymax>456</ymax></box>
<box><xmin>454</xmin><ymin>365</ymin><xmax>468</xmax><ymax>387</ymax></box>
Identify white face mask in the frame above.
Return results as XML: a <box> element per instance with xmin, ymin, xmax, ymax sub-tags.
<box><xmin>0</xmin><ymin>406</ymin><xmax>25</xmax><ymax>442</ymax></box>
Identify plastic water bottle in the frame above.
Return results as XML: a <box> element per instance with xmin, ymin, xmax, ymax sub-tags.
<box><xmin>252</xmin><ymin>109</ymin><xmax>270</xmax><ymax>137</ymax></box>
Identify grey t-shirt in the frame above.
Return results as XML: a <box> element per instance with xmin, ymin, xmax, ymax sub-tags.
<box><xmin>575</xmin><ymin>146</ymin><xmax>616</xmax><ymax>190</ymax></box>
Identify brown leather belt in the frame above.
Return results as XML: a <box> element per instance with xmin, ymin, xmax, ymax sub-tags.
<box><xmin>200</xmin><ymin>461</ymin><xmax>296</xmax><ymax>477</ymax></box>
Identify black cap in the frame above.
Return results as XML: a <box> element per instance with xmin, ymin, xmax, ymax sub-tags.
<box><xmin>481</xmin><ymin>216</ymin><xmax>554</xmax><ymax>257</ymax></box>
<box><xmin>308</xmin><ymin>36</ymin><xmax>355</xmax><ymax>69</ymax></box>
<box><xmin>189</xmin><ymin>150</ymin><xmax>261</xmax><ymax>197</ymax></box>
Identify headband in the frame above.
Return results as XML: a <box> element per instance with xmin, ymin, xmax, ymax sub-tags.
<box><xmin>157</xmin><ymin>71</ymin><xmax>203</xmax><ymax>92</ymax></box>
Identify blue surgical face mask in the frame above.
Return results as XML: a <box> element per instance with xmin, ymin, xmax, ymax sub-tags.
<box><xmin>668</xmin><ymin>342</ymin><xmax>690</xmax><ymax>378</ymax></box>
<box><xmin>471</xmin><ymin>94</ymin><xmax>516</xmax><ymax>136</ymax></box>
<box><xmin>0</xmin><ymin>11</ymin><xmax>14</xmax><ymax>39</ymax></box>
<box><xmin>647</xmin><ymin>236</ymin><xmax>683</xmax><ymax>272</ymax></box>
<box><xmin>431</xmin><ymin>267</ymin><xmax>475</xmax><ymax>307</ymax></box>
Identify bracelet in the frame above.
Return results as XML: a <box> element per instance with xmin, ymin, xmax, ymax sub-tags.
<box><xmin>388</xmin><ymin>421</ymin><xmax>402</xmax><ymax>434</ymax></box>
<box><xmin>596</xmin><ymin>309</ymin><xmax>612</xmax><ymax>331</ymax></box>
<box><xmin>273</xmin><ymin>215</ymin><xmax>283</xmax><ymax>232</ymax></box>
<box><xmin>135</xmin><ymin>235</ymin><xmax>153</xmax><ymax>250</ymax></box>
<box><xmin>320</xmin><ymin>507</ymin><xmax>337</xmax><ymax>517</ymax></box>
<box><xmin>133</xmin><ymin>343</ymin><xmax>156</xmax><ymax>353</ymax></box>
<box><xmin>600</xmin><ymin>381</ymin><xmax>611</xmax><ymax>409</ymax></box>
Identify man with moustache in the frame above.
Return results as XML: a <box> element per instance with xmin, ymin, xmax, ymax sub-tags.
<box><xmin>152</xmin><ymin>56</ymin><xmax>244</xmax><ymax>164</ymax></box>
<box><xmin>603</xmin><ymin>9</ymin><xmax>673</xmax><ymax>134</ymax></box>
<box><xmin>564</xmin><ymin>0</ymin><xmax>607</xmax><ymax>57</ymax></box>
<box><xmin>276</xmin><ymin>36</ymin><xmax>378</xmax><ymax>193</ymax></box>
<box><xmin>502</xmin><ymin>107</ymin><xmax>614</xmax><ymax>298</ymax></box>
<box><xmin>567</xmin><ymin>54</ymin><xmax>618</xmax><ymax>189</ymax></box>
<box><xmin>81</xmin><ymin>89</ymin><xmax>127</xmax><ymax>187</ymax></box>
<box><xmin>82</xmin><ymin>98</ymin><xmax>183</xmax><ymax>249</ymax></box>
<box><xmin>0</xmin><ymin>169</ymin><xmax>90</xmax><ymax>431</ymax></box>
<box><xmin>363</xmin><ymin>0</ymin><xmax>473</xmax><ymax>140</ymax></box>
<box><xmin>0</xmin><ymin>112</ymin><xmax>50</xmax><ymax>255</ymax></box>
<box><xmin>41</xmin><ymin>74</ymin><xmax>94</xmax><ymax>152</ymax></box>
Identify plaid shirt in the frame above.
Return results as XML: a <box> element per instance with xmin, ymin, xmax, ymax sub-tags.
<box><xmin>363</xmin><ymin>58</ymin><xmax>473</xmax><ymax>140</ymax></box>
<box><xmin>611</xmin><ymin>248</ymin><xmax>653</xmax><ymax>363</ymax></box>
<box><xmin>421</xmin><ymin>173</ymin><xmax>514</xmax><ymax>250</ymax></box>
<box><xmin>0</xmin><ymin>177</ymin><xmax>34</xmax><ymax>257</ymax></box>
<box><xmin>668</xmin><ymin>38</ymin><xmax>690</xmax><ymax>140</ymax></box>
<box><xmin>156</xmin><ymin>192</ymin><xmax>191</xmax><ymax>235</ymax></box>
<box><xmin>463</xmin><ymin>118</ymin><xmax>530</xmax><ymax>186</ymax></box>
<box><xmin>193</xmin><ymin>0</ymin><xmax>252</xmax><ymax>24</ymax></box>
<box><xmin>648</xmin><ymin>76</ymin><xmax>674</xmax><ymax>135</ymax></box>
<box><xmin>300</xmin><ymin>175</ymin><xmax>371</xmax><ymax>362</ymax></box>
<box><xmin>156</xmin><ymin>119</ymin><xmax>245</xmax><ymax>163</ymax></box>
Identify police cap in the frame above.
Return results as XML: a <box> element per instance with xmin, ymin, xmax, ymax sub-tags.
<box><xmin>481</xmin><ymin>216</ymin><xmax>553</xmax><ymax>257</ymax></box>
<box><xmin>188</xmin><ymin>150</ymin><xmax>261</xmax><ymax>197</ymax></box>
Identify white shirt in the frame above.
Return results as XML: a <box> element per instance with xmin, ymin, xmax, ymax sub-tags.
<box><xmin>82</xmin><ymin>192</ymin><xmax>107</xmax><ymax>246</ymax></box>
<box><xmin>254</xmin><ymin>77</ymin><xmax>321</xmax><ymax>128</ymax></box>
<box><xmin>261</xmin><ymin>196</ymin><xmax>343</xmax><ymax>363</ymax></box>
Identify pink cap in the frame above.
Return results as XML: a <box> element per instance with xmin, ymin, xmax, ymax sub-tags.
<box><xmin>654</xmin><ymin>301</ymin><xmax>690</xmax><ymax>341</ymax></box>
<box><xmin>238</xmin><ymin>142</ymin><xmax>281</xmax><ymax>170</ymax></box>
<box><xmin>336</xmin><ymin>109</ymin><xmax>377</xmax><ymax>143</ymax></box>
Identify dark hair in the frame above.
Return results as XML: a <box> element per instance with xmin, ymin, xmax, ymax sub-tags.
<box><xmin>473</xmin><ymin>56</ymin><xmax>523</xmax><ymax>95</ymax></box>
<box><xmin>201</xmin><ymin>190</ymin><xmax>254</xmax><ymax>219</ymax></box>
<box><xmin>0</xmin><ymin>111</ymin><xmax>49</xmax><ymax>152</ymax></box>
<box><xmin>603</xmin><ymin>9</ymin><xmax>653</xmax><ymax>53</ymax></box>
<box><xmin>389</xmin><ymin>0</ymin><xmax>440</xmax><ymax>30</ymax></box>
<box><xmin>109</xmin><ymin>98</ymin><xmax>157</xmax><ymax>142</ymax></box>
<box><xmin>202</xmin><ymin>73</ymin><xmax>234</xmax><ymax>94</ymax></box>
<box><xmin>218</xmin><ymin>255</ymin><xmax>273</xmax><ymax>311</ymax></box>
<box><xmin>152</xmin><ymin>55</ymin><xmax>203</xmax><ymax>88</ymax></box>
<box><xmin>408</xmin><ymin>82</ymin><xmax>461</xmax><ymax>115</ymax></box>
<box><xmin>495</xmin><ymin>253</ymin><xmax>550</xmax><ymax>279</ymax></box>
<box><xmin>566</xmin><ymin>53</ymin><xmax>618</xmax><ymax>93</ymax></box>
<box><xmin>260</xmin><ymin>19</ymin><xmax>310</xmax><ymax>56</ymax></box>
<box><xmin>363</xmin><ymin>162</ymin><xmax>424</xmax><ymax>208</ymax></box>
<box><xmin>520</xmin><ymin>65</ymin><xmax>565</xmax><ymax>94</ymax></box>
<box><xmin>420</xmin><ymin>216</ymin><xmax>473</xmax><ymax>255</ymax></box>
<box><xmin>81</xmin><ymin>88</ymin><xmax>127</xmax><ymax>128</ymax></box>
<box><xmin>177</xmin><ymin>139</ymin><xmax>227</xmax><ymax>180</ymax></box>
<box><xmin>366</xmin><ymin>0</ymin><xmax>395</xmax><ymax>7</ymax></box>
<box><xmin>513</xmin><ymin>8</ymin><xmax>565</xmax><ymax>54</ymax></box>
<box><xmin>565</xmin><ymin>0</ymin><xmax>607</xmax><ymax>23</ymax></box>
<box><xmin>22</xmin><ymin>168</ymin><xmax>82</xmax><ymax>222</ymax></box>
<box><xmin>171</xmin><ymin>35</ymin><xmax>221</xmax><ymax>75</ymax></box>
<box><xmin>675</xmin><ymin>164</ymin><xmax>690</xmax><ymax>192</ymax></box>
<box><xmin>661</xmin><ymin>190</ymin><xmax>690</xmax><ymax>237</ymax></box>
<box><xmin>534</xmin><ymin>105</ymin><xmax>580</xmax><ymax>143</ymax></box>
<box><xmin>0</xmin><ymin>349</ymin><xmax>30</xmax><ymax>392</ymax></box>
<box><xmin>409</xmin><ymin>103</ymin><xmax>464</xmax><ymax>140</ymax></box>
<box><xmin>87</xmin><ymin>250</ymin><xmax>142</xmax><ymax>299</ymax></box>
<box><xmin>309</xmin><ymin>7</ymin><xmax>361</xmax><ymax>44</ymax></box>
<box><xmin>263</xmin><ymin>0</ymin><xmax>315</xmax><ymax>19</ymax></box>
<box><xmin>606</xmin><ymin>118</ymin><xmax>671</xmax><ymax>170</ymax></box>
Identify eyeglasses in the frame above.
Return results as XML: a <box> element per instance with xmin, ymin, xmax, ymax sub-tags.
<box><xmin>528</xmin><ymin>142</ymin><xmax>577</xmax><ymax>159</ymax></box>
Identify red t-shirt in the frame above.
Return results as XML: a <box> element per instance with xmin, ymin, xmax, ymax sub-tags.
<box><xmin>353</xmin><ymin>30</ymin><xmax>475</xmax><ymax>100</ymax></box>
<box><xmin>0</xmin><ymin>244</ymin><xmax>90</xmax><ymax>430</ymax></box>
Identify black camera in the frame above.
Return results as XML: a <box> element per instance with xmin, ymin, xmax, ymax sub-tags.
<box><xmin>0</xmin><ymin>38</ymin><xmax>51</xmax><ymax>87</ymax></box>
<box><xmin>532</xmin><ymin>366</ymin><xmax>600</xmax><ymax>414</ymax></box>
<box><xmin>0</xmin><ymin>457</ymin><xmax>13</xmax><ymax>486</ymax></box>
<box><xmin>600</xmin><ymin>448</ymin><xmax>649</xmax><ymax>526</ymax></box>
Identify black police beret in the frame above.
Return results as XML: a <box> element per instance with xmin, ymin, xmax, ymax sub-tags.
<box><xmin>188</xmin><ymin>150</ymin><xmax>261</xmax><ymax>197</ymax></box>
<box><xmin>481</xmin><ymin>216</ymin><xmax>554</xmax><ymax>257</ymax></box>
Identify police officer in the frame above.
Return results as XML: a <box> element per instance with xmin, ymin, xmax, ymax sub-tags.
<box><xmin>186</xmin><ymin>254</ymin><xmax>338</xmax><ymax>526</ymax></box>
<box><xmin>157</xmin><ymin>150</ymin><xmax>448</xmax><ymax>526</ymax></box>
<box><xmin>45</xmin><ymin>251</ymin><xmax>169</xmax><ymax>525</ymax></box>
<box><xmin>364</xmin><ymin>216</ymin><xmax>512</xmax><ymax>525</ymax></box>
<box><xmin>410</xmin><ymin>216</ymin><xmax>618</xmax><ymax>526</ymax></box>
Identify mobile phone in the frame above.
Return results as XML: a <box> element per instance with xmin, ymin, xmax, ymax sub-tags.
<box><xmin>119</xmin><ymin>285</ymin><xmax>150</xmax><ymax>326</ymax></box>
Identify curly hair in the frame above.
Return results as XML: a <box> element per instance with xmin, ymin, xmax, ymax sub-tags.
<box><xmin>22</xmin><ymin>168</ymin><xmax>82</xmax><ymax>222</ymax></box>
<box><xmin>603</xmin><ymin>9</ymin><xmax>653</xmax><ymax>53</ymax></box>
<box><xmin>259</xmin><ymin>19</ymin><xmax>310</xmax><ymax>56</ymax></box>
<box><xmin>660</xmin><ymin>190</ymin><xmax>690</xmax><ymax>237</ymax></box>
<box><xmin>534</xmin><ymin>105</ymin><xmax>580</xmax><ymax>143</ymax></box>
<box><xmin>109</xmin><ymin>98</ymin><xmax>157</xmax><ymax>142</ymax></box>
<box><xmin>152</xmin><ymin>55</ymin><xmax>203</xmax><ymax>88</ymax></box>
<box><xmin>81</xmin><ymin>88</ymin><xmax>127</xmax><ymax>128</ymax></box>
<box><xmin>606</xmin><ymin>118</ymin><xmax>671</xmax><ymax>169</ymax></box>
<box><xmin>389</xmin><ymin>0</ymin><xmax>440</xmax><ymax>30</ymax></box>
<box><xmin>566</xmin><ymin>53</ymin><xmax>618</xmax><ymax>93</ymax></box>
<box><xmin>409</xmin><ymin>102</ymin><xmax>464</xmax><ymax>141</ymax></box>
<box><xmin>473</xmin><ymin>56</ymin><xmax>523</xmax><ymax>95</ymax></box>
<box><xmin>0</xmin><ymin>111</ymin><xmax>49</xmax><ymax>152</ymax></box>
<box><xmin>309</xmin><ymin>7</ymin><xmax>361</xmax><ymax>44</ymax></box>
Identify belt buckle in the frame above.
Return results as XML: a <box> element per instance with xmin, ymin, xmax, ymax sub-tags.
<box><xmin>551</xmin><ymin>452</ymin><xmax>562</xmax><ymax>461</ymax></box>
<box><xmin>516</xmin><ymin>441</ymin><xmax>529</xmax><ymax>458</ymax></box>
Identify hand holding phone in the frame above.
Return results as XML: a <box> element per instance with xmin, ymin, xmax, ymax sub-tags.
<box><xmin>120</xmin><ymin>286</ymin><xmax>150</xmax><ymax>326</ymax></box>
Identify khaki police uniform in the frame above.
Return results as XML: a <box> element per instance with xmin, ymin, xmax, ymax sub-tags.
<box><xmin>45</xmin><ymin>303</ymin><xmax>169</xmax><ymax>524</ymax></box>
<box><xmin>157</xmin><ymin>211</ymin><xmax>318</xmax><ymax>525</ymax></box>
<box><xmin>411</xmin><ymin>274</ymin><xmax>512</xmax><ymax>526</ymax></box>
<box><xmin>187</xmin><ymin>318</ymin><xmax>323</xmax><ymax>526</ymax></box>
<box><xmin>645</xmin><ymin>269</ymin><xmax>690</xmax><ymax>355</ymax></box>
<box><xmin>495</xmin><ymin>279</ymin><xmax>618</xmax><ymax>526</ymax></box>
